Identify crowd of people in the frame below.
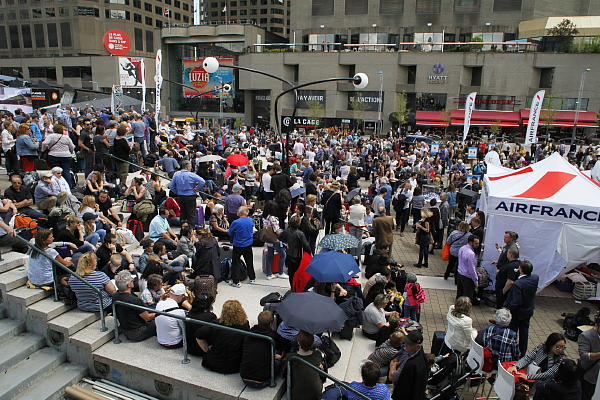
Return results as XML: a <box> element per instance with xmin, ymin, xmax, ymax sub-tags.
<box><xmin>3</xmin><ymin>103</ymin><xmax>599</xmax><ymax>400</ymax></box>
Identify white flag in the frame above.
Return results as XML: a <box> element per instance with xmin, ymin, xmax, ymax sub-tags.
<box><xmin>462</xmin><ymin>92</ymin><xmax>477</xmax><ymax>141</ymax></box>
<box><xmin>140</xmin><ymin>58</ymin><xmax>146</xmax><ymax>114</ymax></box>
<box><xmin>525</xmin><ymin>90</ymin><xmax>545</xmax><ymax>145</ymax></box>
<box><xmin>222</xmin><ymin>5</ymin><xmax>226</xmax><ymax>12</ymax></box>
<box><xmin>154</xmin><ymin>49</ymin><xmax>163</xmax><ymax>130</ymax></box>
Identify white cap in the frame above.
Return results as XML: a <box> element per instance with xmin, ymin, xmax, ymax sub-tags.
<box><xmin>170</xmin><ymin>283</ymin><xmax>186</xmax><ymax>296</ymax></box>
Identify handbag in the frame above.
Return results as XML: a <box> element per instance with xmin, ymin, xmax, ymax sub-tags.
<box><xmin>257</xmin><ymin>225</ymin><xmax>278</xmax><ymax>244</ymax></box>
<box><xmin>40</xmin><ymin>135</ymin><xmax>63</xmax><ymax>161</ymax></box>
<box><xmin>440</xmin><ymin>243</ymin><xmax>451</xmax><ymax>261</ymax></box>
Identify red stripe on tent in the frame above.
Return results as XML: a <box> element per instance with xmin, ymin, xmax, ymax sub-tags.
<box><xmin>513</xmin><ymin>171</ymin><xmax>576</xmax><ymax>199</ymax></box>
<box><xmin>581</xmin><ymin>171</ymin><xmax>600</xmax><ymax>188</ymax></box>
<box><xmin>488</xmin><ymin>167</ymin><xmax>533</xmax><ymax>181</ymax></box>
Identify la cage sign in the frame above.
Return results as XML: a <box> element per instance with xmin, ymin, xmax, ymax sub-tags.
<box><xmin>282</xmin><ymin>116</ymin><xmax>320</xmax><ymax>128</ymax></box>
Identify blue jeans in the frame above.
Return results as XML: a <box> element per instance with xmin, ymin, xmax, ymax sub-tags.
<box><xmin>166</xmin><ymin>217</ymin><xmax>181</xmax><ymax>226</ymax></box>
<box><xmin>265</xmin><ymin>242</ymin><xmax>286</xmax><ymax>276</ymax></box>
<box><xmin>163</xmin><ymin>255</ymin><xmax>189</xmax><ymax>285</ymax></box>
<box><xmin>75</xmin><ymin>243</ymin><xmax>94</xmax><ymax>254</ymax></box>
<box><xmin>85</xmin><ymin>230</ymin><xmax>106</xmax><ymax>246</ymax></box>
<box><xmin>156</xmin><ymin>237</ymin><xmax>176</xmax><ymax>250</ymax></box>
<box><xmin>18</xmin><ymin>206</ymin><xmax>48</xmax><ymax>220</ymax></box>
<box><xmin>404</xmin><ymin>304</ymin><xmax>419</xmax><ymax>322</ymax></box>
<box><xmin>47</xmin><ymin>155</ymin><xmax>74</xmax><ymax>188</ymax></box>
<box><xmin>134</xmin><ymin>137</ymin><xmax>147</xmax><ymax>158</ymax></box>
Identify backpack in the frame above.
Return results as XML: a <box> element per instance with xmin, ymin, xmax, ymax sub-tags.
<box><xmin>143</xmin><ymin>153</ymin><xmax>159</xmax><ymax>167</ymax></box>
<box><xmin>14</xmin><ymin>214</ymin><xmax>37</xmax><ymax>240</ymax></box>
<box><xmin>133</xmin><ymin>200</ymin><xmax>156</xmax><ymax>222</ymax></box>
<box><xmin>476</xmin><ymin>266</ymin><xmax>491</xmax><ymax>288</ymax></box>
<box><xmin>126</xmin><ymin>219</ymin><xmax>144</xmax><ymax>241</ymax></box>
<box><xmin>563</xmin><ymin>307</ymin><xmax>593</xmax><ymax>341</ymax></box>
<box><xmin>220</xmin><ymin>258</ymin><xmax>248</xmax><ymax>282</ymax></box>
<box><xmin>23</xmin><ymin>171</ymin><xmax>39</xmax><ymax>197</ymax></box>
<box><xmin>319</xmin><ymin>335</ymin><xmax>341</xmax><ymax>369</ymax></box>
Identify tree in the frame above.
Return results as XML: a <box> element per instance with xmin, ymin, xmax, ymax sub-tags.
<box><xmin>306</xmin><ymin>100</ymin><xmax>325</xmax><ymax>128</ymax></box>
<box><xmin>392</xmin><ymin>92</ymin><xmax>410</xmax><ymax>128</ymax></box>
<box><xmin>547</xmin><ymin>19</ymin><xmax>579</xmax><ymax>52</ymax></box>
<box><xmin>490</xmin><ymin>119</ymin><xmax>502</xmax><ymax>138</ymax></box>
<box><xmin>349</xmin><ymin>92</ymin><xmax>370</xmax><ymax>130</ymax></box>
<box><xmin>233</xmin><ymin>117</ymin><xmax>243</xmax><ymax>131</ymax></box>
<box><xmin>541</xmin><ymin>93</ymin><xmax>562</xmax><ymax>138</ymax></box>
<box><xmin>440</xmin><ymin>108</ymin><xmax>452</xmax><ymax>137</ymax></box>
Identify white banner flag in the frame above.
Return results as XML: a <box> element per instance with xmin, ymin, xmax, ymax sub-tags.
<box><xmin>154</xmin><ymin>49</ymin><xmax>163</xmax><ymax>129</ymax></box>
<box><xmin>140</xmin><ymin>58</ymin><xmax>146</xmax><ymax>114</ymax></box>
<box><xmin>525</xmin><ymin>90</ymin><xmax>545</xmax><ymax>145</ymax></box>
<box><xmin>462</xmin><ymin>92</ymin><xmax>477</xmax><ymax>142</ymax></box>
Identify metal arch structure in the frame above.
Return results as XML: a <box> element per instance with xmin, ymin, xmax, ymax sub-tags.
<box><xmin>111</xmin><ymin>84</ymin><xmax>124</xmax><ymax>113</ymax></box>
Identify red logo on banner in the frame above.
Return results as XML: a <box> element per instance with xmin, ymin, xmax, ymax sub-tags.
<box><xmin>103</xmin><ymin>29</ymin><xmax>131</xmax><ymax>56</ymax></box>
<box><xmin>513</xmin><ymin>171</ymin><xmax>576</xmax><ymax>199</ymax></box>
<box><xmin>189</xmin><ymin>67</ymin><xmax>209</xmax><ymax>89</ymax></box>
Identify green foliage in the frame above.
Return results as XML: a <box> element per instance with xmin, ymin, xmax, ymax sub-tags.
<box><xmin>306</xmin><ymin>100</ymin><xmax>325</xmax><ymax>127</ymax></box>
<box><xmin>548</xmin><ymin>19</ymin><xmax>579</xmax><ymax>52</ymax></box>
<box><xmin>392</xmin><ymin>92</ymin><xmax>410</xmax><ymax>126</ymax></box>
<box><xmin>350</xmin><ymin>92</ymin><xmax>370</xmax><ymax>128</ymax></box>
<box><xmin>570</xmin><ymin>35</ymin><xmax>600</xmax><ymax>53</ymax></box>
<box><xmin>233</xmin><ymin>117</ymin><xmax>243</xmax><ymax>130</ymax></box>
<box><xmin>541</xmin><ymin>93</ymin><xmax>562</xmax><ymax>131</ymax></box>
<box><xmin>459</xmin><ymin>36</ymin><xmax>484</xmax><ymax>52</ymax></box>
<box><xmin>490</xmin><ymin>119</ymin><xmax>502</xmax><ymax>137</ymax></box>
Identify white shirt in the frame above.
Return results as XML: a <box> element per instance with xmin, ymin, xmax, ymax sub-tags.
<box><xmin>262</xmin><ymin>173</ymin><xmax>273</xmax><ymax>192</ymax></box>
<box><xmin>293</xmin><ymin>142</ymin><xmax>304</xmax><ymax>156</ymax></box>
<box><xmin>155</xmin><ymin>298</ymin><xmax>185</xmax><ymax>346</ymax></box>
<box><xmin>339</xmin><ymin>165</ymin><xmax>350</xmax><ymax>180</ymax></box>
<box><xmin>306</xmin><ymin>150</ymin><xmax>316</xmax><ymax>163</ymax></box>
<box><xmin>52</xmin><ymin>175</ymin><xmax>71</xmax><ymax>194</ymax></box>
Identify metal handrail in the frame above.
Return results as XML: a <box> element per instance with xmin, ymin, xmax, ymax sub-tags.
<box><xmin>111</xmin><ymin>300</ymin><xmax>278</xmax><ymax>387</ymax></box>
<box><xmin>13</xmin><ymin>234</ymin><xmax>108</xmax><ymax>332</ymax></box>
<box><xmin>108</xmin><ymin>154</ymin><xmax>225</xmax><ymax>204</ymax></box>
<box><xmin>286</xmin><ymin>355</ymin><xmax>371</xmax><ymax>400</ymax></box>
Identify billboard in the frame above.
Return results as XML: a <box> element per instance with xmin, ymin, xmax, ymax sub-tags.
<box><xmin>295</xmin><ymin>90</ymin><xmax>326</xmax><ymax>109</ymax></box>
<box><xmin>119</xmin><ymin>57</ymin><xmax>145</xmax><ymax>87</ymax></box>
<box><xmin>347</xmin><ymin>91</ymin><xmax>383</xmax><ymax>111</ymax></box>
<box><xmin>182</xmin><ymin>57</ymin><xmax>234</xmax><ymax>98</ymax></box>
<box><xmin>0</xmin><ymin>88</ymin><xmax>32</xmax><ymax>113</ymax></box>
<box><xmin>31</xmin><ymin>88</ymin><xmax>60</xmax><ymax>108</ymax></box>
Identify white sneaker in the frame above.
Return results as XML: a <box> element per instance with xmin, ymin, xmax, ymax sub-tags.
<box><xmin>249</xmin><ymin>279</ymin><xmax>256</xmax><ymax>284</ymax></box>
<box><xmin>229</xmin><ymin>281</ymin><xmax>241</xmax><ymax>288</ymax></box>
<box><xmin>278</xmin><ymin>273</ymin><xmax>289</xmax><ymax>279</ymax></box>
<box><xmin>267</xmin><ymin>275</ymin><xmax>275</xmax><ymax>280</ymax></box>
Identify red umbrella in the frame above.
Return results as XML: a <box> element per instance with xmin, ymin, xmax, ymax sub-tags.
<box><xmin>226</xmin><ymin>153</ymin><xmax>249</xmax><ymax>166</ymax></box>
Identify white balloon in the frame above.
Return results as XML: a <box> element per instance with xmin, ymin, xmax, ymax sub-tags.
<box><xmin>203</xmin><ymin>57</ymin><xmax>219</xmax><ymax>73</ymax></box>
<box><xmin>223</xmin><ymin>84</ymin><xmax>232</xmax><ymax>92</ymax></box>
<box><xmin>353</xmin><ymin>73</ymin><xmax>368</xmax><ymax>89</ymax></box>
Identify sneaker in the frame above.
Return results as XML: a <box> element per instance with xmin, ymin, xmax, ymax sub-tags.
<box><xmin>249</xmin><ymin>279</ymin><xmax>256</xmax><ymax>284</ymax></box>
<box><xmin>229</xmin><ymin>281</ymin><xmax>241</xmax><ymax>288</ymax></box>
<box><xmin>278</xmin><ymin>273</ymin><xmax>289</xmax><ymax>279</ymax></box>
<box><xmin>267</xmin><ymin>275</ymin><xmax>275</xmax><ymax>280</ymax></box>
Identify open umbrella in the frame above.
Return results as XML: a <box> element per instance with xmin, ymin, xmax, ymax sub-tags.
<box><xmin>305</xmin><ymin>252</ymin><xmax>357</xmax><ymax>283</ymax></box>
<box><xmin>275</xmin><ymin>292</ymin><xmax>347</xmax><ymax>334</ymax></box>
<box><xmin>198</xmin><ymin>155</ymin><xmax>222</xmax><ymax>163</ymax></box>
<box><xmin>319</xmin><ymin>234</ymin><xmax>360</xmax><ymax>251</ymax></box>
<box><xmin>226</xmin><ymin>153</ymin><xmax>250</xmax><ymax>166</ymax></box>
<box><xmin>345</xmin><ymin>188</ymin><xmax>361</xmax><ymax>202</ymax></box>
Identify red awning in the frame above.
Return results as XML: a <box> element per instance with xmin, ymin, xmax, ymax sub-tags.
<box><xmin>416</xmin><ymin>121</ymin><xmax>449</xmax><ymax>127</ymax></box>
<box><xmin>450</xmin><ymin>110</ymin><xmax>521</xmax><ymax>127</ymax></box>
<box><xmin>520</xmin><ymin>109</ymin><xmax>599</xmax><ymax>127</ymax></box>
<box><xmin>450</xmin><ymin>120</ymin><xmax>520</xmax><ymax>127</ymax></box>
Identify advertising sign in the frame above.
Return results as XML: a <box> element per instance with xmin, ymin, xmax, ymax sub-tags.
<box><xmin>0</xmin><ymin>88</ymin><xmax>32</xmax><ymax>113</ymax></box>
<box><xmin>103</xmin><ymin>29</ymin><xmax>131</xmax><ymax>56</ymax></box>
<box><xmin>281</xmin><ymin>116</ymin><xmax>321</xmax><ymax>129</ymax></box>
<box><xmin>525</xmin><ymin>90</ymin><xmax>545</xmax><ymax>145</ymax></box>
<box><xmin>295</xmin><ymin>90</ymin><xmax>326</xmax><ymax>109</ymax></box>
<box><xmin>468</xmin><ymin>147</ymin><xmax>478</xmax><ymax>159</ymax></box>
<box><xmin>119</xmin><ymin>57</ymin><xmax>145</xmax><ymax>87</ymax></box>
<box><xmin>347</xmin><ymin>91</ymin><xmax>383</xmax><ymax>111</ymax></box>
<box><xmin>31</xmin><ymin>89</ymin><xmax>60</xmax><ymax>108</ymax></box>
<box><xmin>430</xmin><ymin>143</ymin><xmax>439</xmax><ymax>154</ymax></box>
<box><xmin>182</xmin><ymin>57</ymin><xmax>234</xmax><ymax>98</ymax></box>
<box><xmin>462</xmin><ymin>92</ymin><xmax>477</xmax><ymax>141</ymax></box>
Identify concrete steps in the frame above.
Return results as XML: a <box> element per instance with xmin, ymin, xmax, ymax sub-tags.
<box><xmin>7</xmin><ymin>286</ymin><xmax>53</xmax><ymax>306</ymax></box>
<box><xmin>28</xmin><ymin>296</ymin><xmax>76</xmax><ymax>324</ymax></box>
<box><xmin>69</xmin><ymin>317</ymin><xmax>115</xmax><ymax>352</ymax></box>
<box><xmin>0</xmin><ymin>265</ymin><xmax>29</xmax><ymax>293</ymax></box>
<box><xmin>12</xmin><ymin>363</ymin><xmax>88</xmax><ymax>400</ymax></box>
<box><xmin>0</xmin><ymin>331</ymin><xmax>46</xmax><ymax>373</ymax></box>
<box><xmin>0</xmin><ymin>318</ymin><xmax>26</xmax><ymax>344</ymax></box>
<box><xmin>48</xmin><ymin>309</ymin><xmax>100</xmax><ymax>336</ymax></box>
<box><xmin>0</xmin><ymin>251</ymin><xmax>29</xmax><ymax>274</ymax></box>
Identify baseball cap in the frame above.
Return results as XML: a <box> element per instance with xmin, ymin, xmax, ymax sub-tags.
<box><xmin>170</xmin><ymin>283</ymin><xmax>186</xmax><ymax>296</ymax></box>
<box><xmin>402</xmin><ymin>331</ymin><xmax>423</xmax><ymax>346</ymax></box>
<box><xmin>82</xmin><ymin>212</ymin><xmax>97</xmax><ymax>222</ymax></box>
<box><xmin>232</xmin><ymin>183</ymin><xmax>244</xmax><ymax>191</ymax></box>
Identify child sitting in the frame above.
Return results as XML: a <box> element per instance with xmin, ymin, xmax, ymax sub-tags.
<box><xmin>139</xmin><ymin>274</ymin><xmax>165</xmax><ymax>309</ymax></box>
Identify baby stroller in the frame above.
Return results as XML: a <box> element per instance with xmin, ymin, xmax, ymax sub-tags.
<box><xmin>427</xmin><ymin>352</ymin><xmax>469</xmax><ymax>400</ymax></box>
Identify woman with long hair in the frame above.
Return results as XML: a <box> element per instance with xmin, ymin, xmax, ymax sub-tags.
<box><xmin>147</xmin><ymin>173</ymin><xmax>166</xmax><ymax>205</ymax></box>
<box><xmin>15</xmin><ymin>123</ymin><xmax>38</xmax><ymax>172</ymax></box>
<box><xmin>321</xmin><ymin>180</ymin><xmax>344</xmax><ymax>235</ymax></box>
<box><xmin>42</xmin><ymin>124</ymin><xmax>75</xmax><ymax>187</ymax></box>
<box><xmin>78</xmin><ymin>195</ymin><xmax>106</xmax><ymax>242</ymax></box>
<box><xmin>186</xmin><ymin>293</ymin><xmax>217</xmax><ymax>356</ymax></box>
<box><xmin>113</xmin><ymin>127</ymin><xmax>130</xmax><ymax>185</ymax></box>
<box><xmin>193</xmin><ymin>228</ymin><xmax>221</xmax><ymax>280</ymax></box>
<box><xmin>124</xmin><ymin>177</ymin><xmax>150</xmax><ymax>202</ymax></box>
<box><xmin>444</xmin><ymin>221</ymin><xmax>471</xmax><ymax>281</ymax></box>
<box><xmin>195</xmin><ymin>299</ymin><xmax>250</xmax><ymax>374</ymax></box>
<box><xmin>444</xmin><ymin>296</ymin><xmax>477</xmax><ymax>354</ymax></box>
<box><xmin>28</xmin><ymin>229</ymin><xmax>74</xmax><ymax>287</ymax></box>
<box><xmin>410</xmin><ymin>186</ymin><xmax>424</xmax><ymax>232</ymax></box>
<box><xmin>84</xmin><ymin>171</ymin><xmax>104</xmax><ymax>196</ymax></box>
<box><xmin>57</xmin><ymin>214</ymin><xmax>98</xmax><ymax>251</ymax></box>
<box><xmin>69</xmin><ymin>252</ymin><xmax>116</xmax><ymax>313</ymax></box>
<box><xmin>534</xmin><ymin>359</ymin><xmax>581</xmax><ymax>400</ymax></box>
<box><xmin>414</xmin><ymin>208</ymin><xmax>433</xmax><ymax>268</ymax></box>
<box><xmin>262</xmin><ymin>200</ymin><xmax>288</xmax><ymax>280</ymax></box>
<box><xmin>508</xmin><ymin>332</ymin><xmax>567</xmax><ymax>382</ymax></box>
<box><xmin>278</xmin><ymin>215</ymin><xmax>311</xmax><ymax>286</ymax></box>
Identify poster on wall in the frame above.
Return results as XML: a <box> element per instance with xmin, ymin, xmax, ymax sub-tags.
<box><xmin>468</xmin><ymin>147</ymin><xmax>478</xmax><ymax>159</ymax></box>
<box><xmin>347</xmin><ymin>91</ymin><xmax>383</xmax><ymax>111</ymax></box>
<box><xmin>430</xmin><ymin>144</ymin><xmax>439</xmax><ymax>154</ymax></box>
<box><xmin>0</xmin><ymin>88</ymin><xmax>32</xmax><ymax>113</ymax></box>
<box><xmin>182</xmin><ymin>57</ymin><xmax>235</xmax><ymax>98</ymax></box>
<box><xmin>119</xmin><ymin>57</ymin><xmax>145</xmax><ymax>87</ymax></box>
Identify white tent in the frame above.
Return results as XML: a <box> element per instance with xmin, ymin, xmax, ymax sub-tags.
<box><xmin>480</xmin><ymin>152</ymin><xmax>600</xmax><ymax>291</ymax></box>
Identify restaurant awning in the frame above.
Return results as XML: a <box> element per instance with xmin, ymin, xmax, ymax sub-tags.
<box><xmin>520</xmin><ymin>109</ymin><xmax>599</xmax><ymax>128</ymax></box>
<box><xmin>415</xmin><ymin>111</ymin><xmax>450</xmax><ymax>127</ymax></box>
<box><xmin>450</xmin><ymin>110</ymin><xmax>522</xmax><ymax>127</ymax></box>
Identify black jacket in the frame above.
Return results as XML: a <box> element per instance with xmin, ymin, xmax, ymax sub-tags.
<box><xmin>305</xmin><ymin>181</ymin><xmax>317</xmax><ymax>197</ymax></box>
<box><xmin>193</xmin><ymin>238</ymin><xmax>220</xmax><ymax>279</ymax></box>
<box><xmin>239</xmin><ymin>324</ymin><xmax>291</xmax><ymax>382</ymax></box>
<box><xmin>278</xmin><ymin>228</ymin><xmax>311</xmax><ymax>258</ymax></box>
<box><xmin>196</xmin><ymin>321</ymin><xmax>250</xmax><ymax>374</ymax></box>
<box><xmin>503</xmin><ymin>274</ymin><xmax>539</xmax><ymax>321</ymax></box>
<box><xmin>391</xmin><ymin>348</ymin><xmax>429</xmax><ymax>400</ymax></box>
<box><xmin>113</xmin><ymin>137</ymin><xmax>130</xmax><ymax>160</ymax></box>
<box><xmin>270</xmin><ymin>172</ymin><xmax>293</xmax><ymax>197</ymax></box>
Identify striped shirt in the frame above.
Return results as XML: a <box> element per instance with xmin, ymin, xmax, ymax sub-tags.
<box><xmin>69</xmin><ymin>271</ymin><xmax>112</xmax><ymax>312</ymax></box>
<box><xmin>368</xmin><ymin>339</ymin><xmax>400</xmax><ymax>369</ymax></box>
<box><xmin>514</xmin><ymin>344</ymin><xmax>564</xmax><ymax>381</ymax></box>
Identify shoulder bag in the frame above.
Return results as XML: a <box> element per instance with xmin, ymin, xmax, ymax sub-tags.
<box><xmin>257</xmin><ymin>217</ymin><xmax>278</xmax><ymax>244</ymax></box>
<box><xmin>40</xmin><ymin>135</ymin><xmax>63</xmax><ymax>161</ymax></box>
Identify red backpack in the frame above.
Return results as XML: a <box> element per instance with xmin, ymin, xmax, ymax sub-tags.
<box><xmin>14</xmin><ymin>214</ymin><xmax>37</xmax><ymax>240</ymax></box>
<box><xmin>126</xmin><ymin>219</ymin><xmax>144</xmax><ymax>241</ymax></box>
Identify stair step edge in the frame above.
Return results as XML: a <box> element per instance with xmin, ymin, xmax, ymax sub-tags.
<box><xmin>48</xmin><ymin>310</ymin><xmax>100</xmax><ymax>336</ymax></box>
<box><xmin>0</xmin><ymin>332</ymin><xmax>46</xmax><ymax>373</ymax></box>
<box><xmin>12</xmin><ymin>363</ymin><xmax>89</xmax><ymax>400</ymax></box>
<box><xmin>7</xmin><ymin>286</ymin><xmax>53</xmax><ymax>306</ymax></box>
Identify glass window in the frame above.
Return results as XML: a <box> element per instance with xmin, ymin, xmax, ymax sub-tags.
<box><xmin>210</xmin><ymin>11</ymin><xmax>217</xmax><ymax>16</ymax></box>
<box><xmin>239</xmin><ymin>9</ymin><xmax>246</xmax><ymax>14</ymax></box>
<box><xmin>9</xmin><ymin>25</ymin><xmax>19</xmax><ymax>48</ymax></box>
<box><xmin>134</xmin><ymin>27</ymin><xmax>143</xmax><ymax>50</ymax></box>
<box><xmin>21</xmin><ymin>25</ymin><xmax>32</xmax><ymax>47</ymax></box>
<box><xmin>46</xmin><ymin>7</ymin><xmax>56</xmax><ymax>17</ymax></box>
<box><xmin>144</xmin><ymin>2</ymin><xmax>151</xmax><ymax>10</ymax></box>
<box><xmin>259</xmin><ymin>17</ymin><xmax>266</xmax><ymax>23</ymax></box>
<box><xmin>230</xmin><ymin>10</ymin><xmax>236</xmax><ymax>15</ymax></box>
<box><xmin>5</xmin><ymin>0</ymin><xmax>13</xmax><ymax>4</ymax></box>
<box><xmin>174</xmin><ymin>12</ymin><xmax>180</xmax><ymax>19</ymax></box>
<box><xmin>250</xmin><ymin>8</ymin><xmax>256</xmax><ymax>13</ymax></box>
<box><xmin>230</xmin><ymin>0</ymin><xmax>236</xmax><ymax>5</ymax></box>
<box><xmin>182</xmin><ymin>2</ymin><xmax>188</xmax><ymax>10</ymax></box>
<box><xmin>145</xmin><ymin>16</ymin><xmax>152</xmax><ymax>25</ymax></box>
<box><xmin>47</xmin><ymin>23</ymin><xmax>57</xmax><ymax>46</ymax></box>
<box><xmin>18</xmin><ymin>0</ymin><xmax>27</xmax><ymax>4</ymax></box>
<box><xmin>155</xmin><ymin>19</ymin><xmax>162</xmax><ymax>27</ymax></box>
<box><xmin>34</xmin><ymin>23</ymin><xmax>44</xmax><ymax>46</ymax></box>
<box><xmin>7</xmin><ymin>11</ymin><xmax>16</xmax><ymax>20</ymax></box>
<box><xmin>240</xmin><ymin>0</ymin><xmax>246</xmax><ymax>4</ymax></box>
<box><xmin>19</xmin><ymin>9</ymin><xmax>29</xmax><ymax>18</ymax></box>
<box><xmin>133</xmin><ymin>0</ymin><xmax>140</xmax><ymax>7</ymax></box>
<box><xmin>260</xmin><ymin>0</ymin><xmax>266</xmax><ymax>3</ymax></box>
<box><xmin>182</xmin><ymin>15</ymin><xmax>188</xmax><ymax>22</ymax></box>
<box><xmin>59</xmin><ymin>7</ymin><xmax>68</xmax><ymax>15</ymax></box>
<box><xmin>32</xmin><ymin>8</ymin><xmax>42</xmax><ymax>17</ymax></box>
<box><xmin>134</xmin><ymin>13</ymin><xmax>141</xmax><ymax>22</ymax></box>
<box><xmin>0</xmin><ymin>12</ymin><xmax>3</xmax><ymax>20</ymax></box>
<box><xmin>145</xmin><ymin>29</ymin><xmax>153</xmax><ymax>52</ymax></box>
<box><xmin>0</xmin><ymin>27</ymin><xmax>7</xmax><ymax>48</ymax></box>
<box><xmin>174</xmin><ymin>0</ymin><xmax>179</xmax><ymax>6</ymax></box>
<box><xmin>155</xmin><ymin>5</ymin><xmax>162</xmax><ymax>14</ymax></box>
<box><xmin>210</xmin><ymin>1</ymin><xmax>217</xmax><ymax>6</ymax></box>
<box><xmin>260</xmin><ymin>8</ymin><xmax>266</xmax><ymax>13</ymax></box>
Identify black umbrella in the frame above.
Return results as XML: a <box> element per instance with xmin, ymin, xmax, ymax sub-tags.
<box><xmin>345</xmin><ymin>188</ymin><xmax>361</xmax><ymax>202</ymax></box>
<box><xmin>275</xmin><ymin>292</ymin><xmax>347</xmax><ymax>335</ymax></box>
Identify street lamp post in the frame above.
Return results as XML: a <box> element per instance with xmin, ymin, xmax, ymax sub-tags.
<box><xmin>571</xmin><ymin>68</ymin><xmax>590</xmax><ymax>145</ymax></box>
<box><xmin>377</xmin><ymin>71</ymin><xmax>383</xmax><ymax>136</ymax></box>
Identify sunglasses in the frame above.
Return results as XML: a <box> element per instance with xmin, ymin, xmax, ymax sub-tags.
<box><xmin>555</xmin><ymin>345</ymin><xmax>566</xmax><ymax>350</ymax></box>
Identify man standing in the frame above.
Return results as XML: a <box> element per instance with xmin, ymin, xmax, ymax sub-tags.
<box><xmin>224</xmin><ymin>184</ymin><xmax>246</xmax><ymax>224</ymax></box>
<box><xmin>437</xmin><ymin>192</ymin><xmax>449</xmax><ymax>249</ymax></box>
<box><xmin>155</xmin><ymin>283</ymin><xmax>187</xmax><ymax>348</ymax></box>
<box><xmin>389</xmin><ymin>331</ymin><xmax>428</xmax><ymax>400</ymax></box>
<box><xmin>372</xmin><ymin>205</ymin><xmax>394</xmax><ymax>254</ymax></box>
<box><xmin>470</xmin><ymin>217</ymin><xmax>484</xmax><ymax>242</ymax></box>
<box><xmin>456</xmin><ymin>235</ymin><xmax>479</xmax><ymax>301</ymax></box>
<box><xmin>78</xmin><ymin>118</ymin><xmax>94</xmax><ymax>177</ymax></box>
<box><xmin>484</xmin><ymin>145</ymin><xmax>501</xmax><ymax>167</ymax></box>
<box><xmin>130</xmin><ymin>114</ymin><xmax>147</xmax><ymax>157</ymax></box>
<box><xmin>169</xmin><ymin>160</ymin><xmax>205</xmax><ymax>227</ymax></box>
<box><xmin>262</xmin><ymin>165</ymin><xmax>275</xmax><ymax>201</ymax></box>
<box><xmin>379</xmin><ymin>177</ymin><xmax>392</xmax><ymax>215</ymax></box>
<box><xmin>494</xmin><ymin>247</ymin><xmax>520</xmax><ymax>310</ymax></box>
<box><xmin>227</xmin><ymin>206</ymin><xmax>255</xmax><ymax>288</ymax></box>
<box><xmin>270</xmin><ymin>164</ymin><xmax>294</xmax><ymax>198</ymax></box>
<box><xmin>372</xmin><ymin>188</ymin><xmax>386</xmax><ymax>217</ymax></box>
<box><xmin>578</xmin><ymin>314</ymin><xmax>600</xmax><ymax>400</ymax></box>
<box><xmin>503</xmin><ymin>260</ymin><xmax>539</xmax><ymax>356</ymax></box>
<box><xmin>5</xmin><ymin>174</ymin><xmax>47</xmax><ymax>220</ymax></box>
<box><xmin>112</xmin><ymin>270</ymin><xmax>156</xmax><ymax>342</ymax></box>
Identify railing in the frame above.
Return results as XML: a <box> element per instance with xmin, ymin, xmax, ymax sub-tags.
<box><xmin>13</xmin><ymin>233</ymin><xmax>108</xmax><ymax>332</ymax></box>
<box><xmin>286</xmin><ymin>355</ymin><xmax>371</xmax><ymax>400</ymax></box>
<box><xmin>111</xmin><ymin>301</ymin><xmax>278</xmax><ymax>387</ymax></box>
<box><xmin>108</xmin><ymin>154</ymin><xmax>225</xmax><ymax>204</ymax></box>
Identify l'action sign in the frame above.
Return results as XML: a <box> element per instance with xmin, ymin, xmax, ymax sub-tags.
<box><xmin>103</xmin><ymin>29</ymin><xmax>131</xmax><ymax>56</ymax></box>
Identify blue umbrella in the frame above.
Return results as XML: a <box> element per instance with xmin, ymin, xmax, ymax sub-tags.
<box><xmin>276</xmin><ymin>292</ymin><xmax>347</xmax><ymax>334</ymax></box>
<box><xmin>305</xmin><ymin>252</ymin><xmax>358</xmax><ymax>283</ymax></box>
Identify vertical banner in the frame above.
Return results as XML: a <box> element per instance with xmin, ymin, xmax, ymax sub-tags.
<box><xmin>468</xmin><ymin>147</ymin><xmax>478</xmax><ymax>159</ymax></box>
<box><xmin>462</xmin><ymin>92</ymin><xmax>477</xmax><ymax>141</ymax></box>
<box><xmin>140</xmin><ymin>58</ymin><xmax>146</xmax><ymax>113</ymax></box>
<box><xmin>525</xmin><ymin>90</ymin><xmax>545</xmax><ymax>145</ymax></box>
<box><xmin>154</xmin><ymin>49</ymin><xmax>163</xmax><ymax>129</ymax></box>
